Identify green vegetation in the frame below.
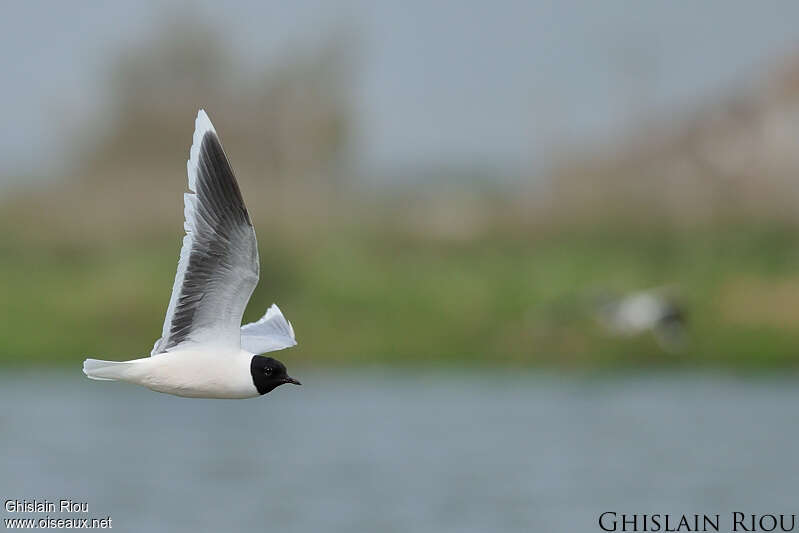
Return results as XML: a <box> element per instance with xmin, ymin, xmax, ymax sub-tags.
<box><xmin>4</xmin><ymin>14</ymin><xmax>797</xmax><ymax>371</ymax></box>
<box><xmin>3</xmin><ymin>221</ymin><xmax>799</xmax><ymax>369</ymax></box>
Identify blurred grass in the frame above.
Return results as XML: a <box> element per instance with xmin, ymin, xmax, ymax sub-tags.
<box><xmin>4</xmin><ymin>13</ymin><xmax>798</xmax><ymax>371</ymax></box>
<box><xmin>3</xmin><ymin>219</ymin><xmax>799</xmax><ymax>369</ymax></box>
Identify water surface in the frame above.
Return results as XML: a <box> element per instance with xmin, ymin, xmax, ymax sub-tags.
<box><xmin>1</xmin><ymin>371</ymin><xmax>797</xmax><ymax>531</ymax></box>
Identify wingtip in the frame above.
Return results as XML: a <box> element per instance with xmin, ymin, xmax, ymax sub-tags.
<box><xmin>272</xmin><ymin>303</ymin><xmax>297</xmax><ymax>341</ymax></box>
<box><xmin>194</xmin><ymin>108</ymin><xmax>215</xmax><ymax>135</ymax></box>
<box><xmin>187</xmin><ymin>109</ymin><xmax>217</xmax><ymax>191</ymax></box>
<box><xmin>260</xmin><ymin>303</ymin><xmax>297</xmax><ymax>340</ymax></box>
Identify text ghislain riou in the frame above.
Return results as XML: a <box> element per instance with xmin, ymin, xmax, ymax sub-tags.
<box><xmin>5</xmin><ymin>499</ymin><xmax>88</xmax><ymax>513</ymax></box>
<box><xmin>599</xmin><ymin>512</ymin><xmax>798</xmax><ymax>532</ymax></box>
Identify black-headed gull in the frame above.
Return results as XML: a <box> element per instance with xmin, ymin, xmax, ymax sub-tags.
<box><xmin>83</xmin><ymin>110</ymin><xmax>300</xmax><ymax>398</ymax></box>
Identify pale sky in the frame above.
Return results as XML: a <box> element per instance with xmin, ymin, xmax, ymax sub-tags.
<box><xmin>2</xmin><ymin>1</ymin><xmax>799</xmax><ymax>184</ymax></box>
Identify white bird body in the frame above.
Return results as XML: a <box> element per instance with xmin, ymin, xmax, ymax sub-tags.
<box><xmin>86</xmin><ymin>349</ymin><xmax>258</xmax><ymax>399</ymax></box>
<box><xmin>602</xmin><ymin>292</ymin><xmax>668</xmax><ymax>335</ymax></box>
<box><xmin>83</xmin><ymin>110</ymin><xmax>300</xmax><ymax>398</ymax></box>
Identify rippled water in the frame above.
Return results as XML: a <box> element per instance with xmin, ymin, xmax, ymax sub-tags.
<box><xmin>1</xmin><ymin>371</ymin><xmax>798</xmax><ymax>532</ymax></box>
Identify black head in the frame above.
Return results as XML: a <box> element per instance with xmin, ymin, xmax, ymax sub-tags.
<box><xmin>250</xmin><ymin>356</ymin><xmax>301</xmax><ymax>395</ymax></box>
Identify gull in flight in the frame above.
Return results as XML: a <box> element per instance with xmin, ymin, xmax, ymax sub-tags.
<box><xmin>83</xmin><ymin>110</ymin><xmax>301</xmax><ymax>398</ymax></box>
<box><xmin>595</xmin><ymin>286</ymin><xmax>687</xmax><ymax>353</ymax></box>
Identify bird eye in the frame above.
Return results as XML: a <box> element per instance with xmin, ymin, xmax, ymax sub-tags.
<box><xmin>264</xmin><ymin>367</ymin><xmax>273</xmax><ymax>376</ymax></box>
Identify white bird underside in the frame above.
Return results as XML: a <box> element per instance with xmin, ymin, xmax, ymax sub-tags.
<box><xmin>83</xmin><ymin>110</ymin><xmax>297</xmax><ymax>398</ymax></box>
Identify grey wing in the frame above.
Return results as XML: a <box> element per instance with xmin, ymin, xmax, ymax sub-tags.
<box><xmin>240</xmin><ymin>304</ymin><xmax>297</xmax><ymax>354</ymax></box>
<box><xmin>151</xmin><ymin>110</ymin><xmax>259</xmax><ymax>355</ymax></box>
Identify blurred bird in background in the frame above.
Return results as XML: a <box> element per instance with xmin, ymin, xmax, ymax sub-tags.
<box><xmin>594</xmin><ymin>286</ymin><xmax>687</xmax><ymax>353</ymax></box>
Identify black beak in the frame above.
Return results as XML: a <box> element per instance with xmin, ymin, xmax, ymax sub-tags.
<box><xmin>284</xmin><ymin>377</ymin><xmax>301</xmax><ymax>386</ymax></box>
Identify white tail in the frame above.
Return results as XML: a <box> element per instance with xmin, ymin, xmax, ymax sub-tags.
<box><xmin>83</xmin><ymin>359</ymin><xmax>133</xmax><ymax>381</ymax></box>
